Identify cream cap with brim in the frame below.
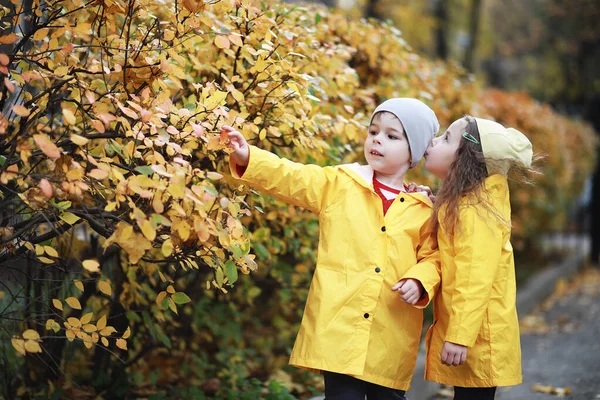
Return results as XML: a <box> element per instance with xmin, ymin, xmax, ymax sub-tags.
<box><xmin>474</xmin><ymin>117</ymin><xmax>533</xmax><ymax>175</ymax></box>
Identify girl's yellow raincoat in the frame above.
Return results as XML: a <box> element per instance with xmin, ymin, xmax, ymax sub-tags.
<box><xmin>425</xmin><ymin>174</ymin><xmax>522</xmax><ymax>387</ymax></box>
<box><xmin>232</xmin><ymin>146</ymin><xmax>441</xmax><ymax>390</ymax></box>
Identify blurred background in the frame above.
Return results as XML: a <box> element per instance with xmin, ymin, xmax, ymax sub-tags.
<box><xmin>301</xmin><ymin>0</ymin><xmax>600</xmax><ymax>264</ymax></box>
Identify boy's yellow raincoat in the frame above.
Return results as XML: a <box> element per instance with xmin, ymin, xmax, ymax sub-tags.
<box><xmin>425</xmin><ymin>174</ymin><xmax>522</xmax><ymax>387</ymax></box>
<box><xmin>232</xmin><ymin>146</ymin><xmax>441</xmax><ymax>390</ymax></box>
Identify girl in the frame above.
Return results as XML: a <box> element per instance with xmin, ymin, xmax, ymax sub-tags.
<box><xmin>225</xmin><ymin>98</ymin><xmax>441</xmax><ymax>399</ymax></box>
<box><xmin>421</xmin><ymin>115</ymin><xmax>532</xmax><ymax>400</ymax></box>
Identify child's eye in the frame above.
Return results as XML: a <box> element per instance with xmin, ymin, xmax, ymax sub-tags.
<box><xmin>369</xmin><ymin>130</ymin><xmax>378</xmax><ymax>135</ymax></box>
<box><xmin>387</xmin><ymin>134</ymin><xmax>398</xmax><ymax>140</ymax></box>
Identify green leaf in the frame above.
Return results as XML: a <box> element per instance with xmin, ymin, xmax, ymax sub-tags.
<box><xmin>231</xmin><ymin>244</ymin><xmax>243</xmax><ymax>259</ymax></box>
<box><xmin>55</xmin><ymin>201</ymin><xmax>72</xmax><ymax>211</ymax></box>
<box><xmin>160</xmin><ymin>296</ymin><xmax>169</xmax><ymax>310</ymax></box>
<box><xmin>0</xmin><ymin>155</ymin><xmax>6</xmax><ymax>167</ymax></box>
<box><xmin>154</xmin><ymin>325</ymin><xmax>172</xmax><ymax>348</ymax></box>
<box><xmin>172</xmin><ymin>292</ymin><xmax>191</xmax><ymax>304</ymax></box>
<box><xmin>254</xmin><ymin>243</ymin><xmax>269</xmax><ymax>260</ymax></box>
<box><xmin>315</xmin><ymin>13</ymin><xmax>322</xmax><ymax>24</ymax></box>
<box><xmin>216</xmin><ymin>266</ymin><xmax>224</xmax><ymax>286</ymax></box>
<box><xmin>224</xmin><ymin>260</ymin><xmax>238</xmax><ymax>284</ymax></box>
<box><xmin>135</xmin><ymin>166</ymin><xmax>154</xmax><ymax>175</ymax></box>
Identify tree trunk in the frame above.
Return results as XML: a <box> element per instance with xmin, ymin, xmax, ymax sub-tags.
<box><xmin>435</xmin><ymin>0</ymin><xmax>449</xmax><ymax>60</ymax></box>
<box><xmin>464</xmin><ymin>0</ymin><xmax>482</xmax><ymax>71</ymax></box>
<box><xmin>364</xmin><ymin>0</ymin><xmax>379</xmax><ymax>20</ymax></box>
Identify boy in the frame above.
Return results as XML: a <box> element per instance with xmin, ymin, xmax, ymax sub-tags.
<box><xmin>225</xmin><ymin>98</ymin><xmax>441</xmax><ymax>399</ymax></box>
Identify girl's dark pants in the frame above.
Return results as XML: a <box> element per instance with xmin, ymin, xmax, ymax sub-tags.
<box><xmin>453</xmin><ymin>386</ymin><xmax>497</xmax><ymax>400</ymax></box>
<box><xmin>324</xmin><ymin>371</ymin><xmax>407</xmax><ymax>400</ymax></box>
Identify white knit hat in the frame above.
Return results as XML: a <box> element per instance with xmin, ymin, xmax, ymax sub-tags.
<box><xmin>474</xmin><ymin>117</ymin><xmax>533</xmax><ymax>175</ymax></box>
<box><xmin>370</xmin><ymin>98</ymin><xmax>440</xmax><ymax>168</ymax></box>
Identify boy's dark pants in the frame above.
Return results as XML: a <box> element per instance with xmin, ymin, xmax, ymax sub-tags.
<box><xmin>324</xmin><ymin>371</ymin><xmax>407</xmax><ymax>400</ymax></box>
<box><xmin>453</xmin><ymin>386</ymin><xmax>497</xmax><ymax>400</ymax></box>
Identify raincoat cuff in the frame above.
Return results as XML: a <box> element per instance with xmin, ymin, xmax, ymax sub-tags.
<box><xmin>229</xmin><ymin>147</ymin><xmax>252</xmax><ymax>178</ymax></box>
<box><xmin>444</xmin><ymin>332</ymin><xmax>475</xmax><ymax>348</ymax></box>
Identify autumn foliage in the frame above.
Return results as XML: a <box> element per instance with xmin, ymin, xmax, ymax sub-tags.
<box><xmin>0</xmin><ymin>0</ymin><xmax>596</xmax><ymax>398</ymax></box>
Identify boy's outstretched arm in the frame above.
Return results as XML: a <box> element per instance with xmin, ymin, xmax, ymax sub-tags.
<box><xmin>221</xmin><ymin>126</ymin><xmax>336</xmax><ymax>214</ymax></box>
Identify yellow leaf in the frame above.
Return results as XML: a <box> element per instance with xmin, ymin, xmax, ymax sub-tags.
<box><xmin>96</xmin><ymin>315</ymin><xmax>107</xmax><ymax>330</ymax></box>
<box><xmin>66</xmin><ymin>329</ymin><xmax>76</xmax><ymax>341</ymax></box>
<box><xmin>12</xmin><ymin>105</ymin><xmax>30</xmax><ymax>117</ymax></box>
<box><xmin>101</xmin><ymin>337</ymin><xmax>109</xmax><ymax>347</ymax></box>
<box><xmin>161</xmin><ymin>239</ymin><xmax>173</xmax><ymax>257</ymax></box>
<box><xmin>259</xmin><ymin>128</ymin><xmax>267</xmax><ymax>140</ymax></box>
<box><xmin>98</xmin><ymin>281</ymin><xmax>112</xmax><ymax>296</ymax></box>
<box><xmin>121</xmin><ymin>224</ymin><xmax>133</xmax><ymax>241</ymax></box>
<box><xmin>168</xmin><ymin>298</ymin><xmax>178</xmax><ymax>314</ymax></box>
<box><xmin>62</xmin><ymin>108</ymin><xmax>76</xmax><ymax>125</ymax></box>
<box><xmin>38</xmin><ymin>257</ymin><xmax>54</xmax><ymax>264</ymax></box>
<box><xmin>45</xmin><ymin>319</ymin><xmax>60</xmax><ymax>333</ymax></box>
<box><xmin>116</xmin><ymin>338</ymin><xmax>127</xmax><ymax>350</ymax></box>
<box><xmin>231</xmin><ymin>89</ymin><xmax>244</xmax><ymax>102</ymax></box>
<box><xmin>24</xmin><ymin>340</ymin><xmax>42</xmax><ymax>353</ymax></box>
<box><xmin>177</xmin><ymin>220</ymin><xmax>190</xmax><ymax>241</ymax></box>
<box><xmin>99</xmin><ymin>326</ymin><xmax>116</xmax><ymax>336</ymax></box>
<box><xmin>52</xmin><ymin>299</ymin><xmax>63</xmax><ymax>311</ymax></box>
<box><xmin>122</xmin><ymin>326</ymin><xmax>131</xmax><ymax>339</ymax></box>
<box><xmin>74</xmin><ymin>280</ymin><xmax>84</xmax><ymax>292</ymax></box>
<box><xmin>214</xmin><ymin>35</ymin><xmax>230</xmax><ymax>49</ymax></box>
<box><xmin>65</xmin><ymin>297</ymin><xmax>81</xmax><ymax>310</ymax></box>
<box><xmin>54</xmin><ymin>66</ymin><xmax>69</xmax><ymax>77</ymax></box>
<box><xmin>203</xmin><ymin>90</ymin><xmax>228</xmax><ymax>110</ymax></box>
<box><xmin>140</xmin><ymin>219</ymin><xmax>156</xmax><ymax>241</ymax></box>
<box><xmin>35</xmin><ymin>245</ymin><xmax>44</xmax><ymax>256</ymax></box>
<box><xmin>82</xmin><ymin>259</ymin><xmax>100</xmax><ymax>273</ymax></box>
<box><xmin>80</xmin><ymin>312</ymin><xmax>93</xmax><ymax>324</ymax></box>
<box><xmin>229</xmin><ymin>33</ymin><xmax>243</xmax><ymax>47</ymax></box>
<box><xmin>156</xmin><ymin>291</ymin><xmax>167</xmax><ymax>305</ymax></box>
<box><xmin>89</xmin><ymin>169</ymin><xmax>109</xmax><ymax>180</ymax></box>
<box><xmin>67</xmin><ymin>317</ymin><xmax>81</xmax><ymax>327</ymax></box>
<box><xmin>44</xmin><ymin>246</ymin><xmax>58</xmax><ymax>258</ymax></box>
<box><xmin>59</xmin><ymin>212</ymin><xmax>80</xmax><ymax>225</ymax></box>
<box><xmin>11</xmin><ymin>338</ymin><xmax>26</xmax><ymax>355</ymax></box>
<box><xmin>33</xmin><ymin>29</ymin><xmax>49</xmax><ymax>41</ymax></box>
<box><xmin>74</xmin><ymin>22</ymin><xmax>91</xmax><ymax>34</ymax></box>
<box><xmin>70</xmin><ymin>134</ymin><xmax>89</xmax><ymax>146</ymax></box>
<box><xmin>83</xmin><ymin>339</ymin><xmax>93</xmax><ymax>349</ymax></box>
<box><xmin>166</xmin><ymin>285</ymin><xmax>175</xmax><ymax>294</ymax></box>
<box><xmin>83</xmin><ymin>324</ymin><xmax>97</xmax><ymax>333</ymax></box>
<box><xmin>22</xmin><ymin>329</ymin><xmax>40</xmax><ymax>340</ymax></box>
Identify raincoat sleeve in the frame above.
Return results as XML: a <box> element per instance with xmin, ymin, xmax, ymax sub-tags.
<box><xmin>444</xmin><ymin>205</ymin><xmax>503</xmax><ymax>347</ymax></box>
<box><xmin>401</xmin><ymin>217</ymin><xmax>441</xmax><ymax>309</ymax></box>
<box><xmin>230</xmin><ymin>145</ymin><xmax>336</xmax><ymax>214</ymax></box>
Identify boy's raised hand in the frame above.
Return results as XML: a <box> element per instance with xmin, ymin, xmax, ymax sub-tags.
<box><xmin>441</xmin><ymin>341</ymin><xmax>467</xmax><ymax>366</ymax></box>
<box><xmin>221</xmin><ymin>126</ymin><xmax>250</xmax><ymax>167</ymax></box>
<box><xmin>391</xmin><ymin>278</ymin><xmax>423</xmax><ymax>305</ymax></box>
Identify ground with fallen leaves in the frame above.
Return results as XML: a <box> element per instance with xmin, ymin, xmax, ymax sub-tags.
<box><xmin>429</xmin><ymin>266</ymin><xmax>600</xmax><ymax>400</ymax></box>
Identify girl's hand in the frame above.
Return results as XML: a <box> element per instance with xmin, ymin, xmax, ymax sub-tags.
<box><xmin>441</xmin><ymin>341</ymin><xmax>467</xmax><ymax>366</ymax></box>
<box><xmin>407</xmin><ymin>183</ymin><xmax>436</xmax><ymax>203</ymax></box>
<box><xmin>221</xmin><ymin>126</ymin><xmax>250</xmax><ymax>167</ymax></box>
<box><xmin>391</xmin><ymin>278</ymin><xmax>423</xmax><ymax>305</ymax></box>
